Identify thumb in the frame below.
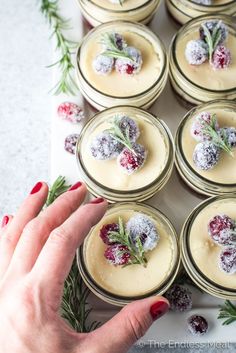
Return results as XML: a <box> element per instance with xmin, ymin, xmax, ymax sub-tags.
<box><xmin>93</xmin><ymin>296</ymin><xmax>169</xmax><ymax>353</ymax></box>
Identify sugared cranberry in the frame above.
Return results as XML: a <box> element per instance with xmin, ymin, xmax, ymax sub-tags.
<box><xmin>57</xmin><ymin>102</ymin><xmax>84</xmax><ymax>124</ymax></box>
<box><xmin>99</xmin><ymin>223</ymin><xmax>119</xmax><ymax>245</ymax></box>
<box><xmin>193</xmin><ymin>142</ymin><xmax>220</xmax><ymax>170</ymax></box>
<box><xmin>126</xmin><ymin>213</ymin><xmax>159</xmax><ymax>252</ymax></box>
<box><xmin>93</xmin><ymin>54</ymin><xmax>114</xmax><ymax>75</ymax></box>
<box><xmin>64</xmin><ymin>134</ymin><xmax>79</xmax><ymax>155</ymax></box>
<box><xmin>165</xmin><ymin>284</ymin><xmax>192</xmax><ymax>312</ymax></box>
<box><xmin>102</xmin><ymin>32</ymin><xmax>126</xmax><ymax>51</ymax></box>
<box><xmin>90</xmin><ymin>132</ymin><xmax>122</xmax><ymax>160</ymax></box>
<box><xmin>117</xmin><ymin>143</ymin><xmax>147</xmax><ymax>174</ymax></box>
<box><xmin>200</xmin><ymin>20</ymin><xmax>228</xmax><ymax>45</ymax></box>
<box><xmin>219</xmin><ymin>127</ymin><xmax>236</xmax><ymax>148</ymax></box>
<box><xmin>187</xmin><ymin>315</ymin><xmax>208</xmax><ymax>336</ymax></box>
<box><xmin>219</xmin><ymin>247</ymin><xmax>236</xmax><ymax>274</ymax></box>
<box><xmin>185</xmin><ymin>40</ymin><xmax>208</xmax><ymax>65</ymax></box>
<box><xmin>208</xmin><ymin>215</ymin><xmax>234</xmax><ymax>244</ymax></box>
<box><xmin>191</xmin><ymin>111</ymin><xmax>219</xmax><ymax>142</ymax></box>
<box><xmin>212</xmin><ymin>45</ymin><xmax>231</xmax><ymax>70</ymax></box>
<box><xmin>218</xmin><ymin>229</ymin><xmax>236</xmax><ymax>246</ymax></box>
<box><xmin>115</xmin><ymin>47</ymin><xmax>142</xmax><ymax>75</ymax></box>
<box><xmin>119</xmin><ymin>116</ymin><xmax>140</xmax><ymax>142</ymax></box>
<box><xmin>104</xmin><ymin>244</ymin><xmax>131</xmax><ymax>265</ymax></box>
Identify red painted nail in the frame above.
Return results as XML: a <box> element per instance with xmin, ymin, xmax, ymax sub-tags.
<box><xmin>1</xmin><ymin>215</ymin><xmax>9</xmax><ymax>228</ymax></box>
<box><xmin>68</xmin><ymin>181</ymin><xmax>82</xmax><ymax>191</ymax></box>
<box><xmin>90</xmin><ymin>197</ymin><xmax>104</xmax><ymax>204</ymax></box>
<box><xmin>30</xmin><ymin>182</ymin><xmax>43</xmax><ymax>195</ymax></box>
<box><xmin>150</xmin><ymin>300</ymin><xmax>169</xmax><ymax>321</ymax></box>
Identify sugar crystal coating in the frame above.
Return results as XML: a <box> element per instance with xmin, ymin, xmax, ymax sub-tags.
<box><xmin>126</xmin><ymin>213</ymin><xmax>159</xmax><ymax>252</ymax></box>
<box><xmin>64</xmin><ymin>134</ymin><xmax>79</xmax><ymax>155</ymax></box>
<box><xmin>193</xmin><ymin>142</ymin><xmax>220</xmax><ymax>170</ymax></box>
<box><xmin>118</xmin><ymin>116</ymin><xmax>140</xmax><ymax>142</ymax></box>
<box><xmin>117</xmin><ymin>143</ymin><xmax>147</xmax><ymax>174</ymax></box>
<box><xmin>57</xmin><ymin>102</ymin><xmax>84</xmax><ymax>123</ymax></box>
<box><xmin>185</xmin><ymin>40</ymin><xmax>208</xmax><ymax>65</ymax></box>
<box><xmin>212</xmin><ymin>45</ymin><xmax>231</xmax><ymax>70</ymax></box>
<box><xmin>219</xmin><ymin>247</ymin><xmax>236</xmax><ymax>274</ymax></box>
<box><xmin>191</xmin><ymin>111</ymin><xmax>219</xmax><ymax>142</ymax></box>
<box><xmin>99</xmin><ymin>223</ymin><xmax>119</xmax><ymax>245</ymax></box>
<box><xmin>104</xmin><ymin>244</ymin><xmax>131</xmax><ymax>265</ymax></box>
<box><xmin>188</xmin><ymin>315</ymin><xmax>208</xmax><ymax>336</ymax></box>
<box><xmin>93</xmin><ymin>54</ymin><xmax>114</xmax><ymax>75</ymax></box>
<box><xmin>165</xmin><ymin>284</ymin><xmax>192</xmax><ymax>312</ymax></box>
<box><xmin>90</xmin><ymin>132</ymin><xmax>123</xmax><ymax>160</ymax></box>
<box><xmin>200</xmin><ymin>20</ymin><xmax>228</xmax><ymax>45</ymax></box>
<box><xmin>219</xmin><ymin>127</ymin><xmax>236</xmax><ymax>148</ymax></box>
<box><xmin>208</xmin><ymin>214</ymin><xmax>235</xmax><ymax>244</ymax></box>
<box><xmin>115</xmin><ymin>46</ymin><xmax>143</xmax><ymax>75</ymax></box>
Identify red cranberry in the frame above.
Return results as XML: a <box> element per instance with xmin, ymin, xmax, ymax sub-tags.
<box><xmin>117</xmin><ymin>144</ymin><xmax>147</xmax><ymax>175</ymax></box>
<box><xmin>165</xmin><ymin>284</ymin><xmax>192</xmax><ymax>312</ymax></box>
<box><xmin>99</xmin><ymin>223</ymin><xmax>119</xmax><ymax>245</ymax></box>
<box><xmin>219</xmin><ymin>247</ymin><xmax>236</xmax><ymax>274</ymax></box>
<box><xmin>188</xmin><ymin>315</ymin><xmax>208</xmax><ymax>336</ymax></box>
<box><xmin>104</xmin><ymin>244</ymin><xmax>131</xmax><ymax>265</ymax></box>
<box><xmin>212</xmin><ymin>45</ymin><xmax>231</xmax><ymax>70</ymax></box>
<box><xmin>64</xmin><ymin>134</ymin><xmax>79</xmax><ymax>155</ymax></box>
<box><xmin>208</xmin><ymin>215</ymin><xmax>234</xmax><ymax>243</ymax></box>
<box><xmin>57</xmin><ymin>102</ymin><xmax>84</xmax><ymax>123</ymax></box>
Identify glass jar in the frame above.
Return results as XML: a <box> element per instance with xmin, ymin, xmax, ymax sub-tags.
<box><xmin>166</xmin><ymin>0</ymin><xmax>236</xmax><ymax>25</ymax></box>
<box><xmin>175</xmin><ymin>100</ymin><xmax>236</xmax><ymax>197</ymax></box>
<box><xmin>77</xmin><ymin>202</ymin><xmax>180</xmax><ymax>306</ymax></box>
<box><xmin>76</xmin><ymin>106</ymin><xmax>174</xmax><ymax>203</ymax></box>
<box><xmin>169</xmin><ymin>14</ymin><xmax>236</xmax><ymax>106</ymax></box>
<box><xmin>180</xmin><ymin>194</ymin><xmax>236</xmax><ymax>300</ymax></box>
<box><xmin>77</xmin><ymin>0</ymin><xmax>161</xmax><ymax>27</ymax></box>
<box><xmin>75</xmin><ymin>21</ymin><xmax>168</xmax><ymax>111</ymax></box>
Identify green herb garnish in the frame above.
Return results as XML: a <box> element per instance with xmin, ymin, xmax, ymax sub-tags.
<box><xmin>100</xmin><ymin>33</ymin><xmax>134</xmax><ymax>61</ymax></box>
<box><xmin>202</xmin><ymin>114</ymin><xmax>233</xmax><ymax>156</ymax></box>
<box><xmin>201</xmin><ymin>23</ymin><xmax>223</xmax><ymax>64</ymax></box>
<box><xmin>108</xmin><ymin>217</ymin><xmax>147</xmax><ymax>267</ymax></box>
<box><xmin>218</xmin><ymin>300</ymin><xmax>236</xmax><ymax>326</ymax></box>
<box><xmin>106</xmin><ymin>115</ymin><xmax>136</xmax><ymax>154</ymax></box>
<box><xmin>46</xmin><ymin>176</ymin><xmax>100</xmax><ymax>332</ymax></box>
<box><xmin>40</xmin><ymin>0</ymin><xmax>79</xmax><ymax>95</ymax></box>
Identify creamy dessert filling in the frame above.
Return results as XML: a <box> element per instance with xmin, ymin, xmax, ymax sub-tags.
<box><xmin>80</xmin><ymin>29</ymin><xmax>162</xmax><ymax>96</ymax></box>
<box><xmin>81</xmin><ymin>114</ymin><xmax>168</xmax><ymax>190</ymax></box>
<box><xmin>91</xmin><ymin>0</ymin><xmax>150</xmax><ymax>11</ymax></box>
<box><xmin>189</xmin><ymin>198</ymin><xmax>236</xmax><ymax>289</ymax></box>
<box><xmin>176</xmin><ymin>20</ymin><xmax>236</xmax><ymax>90</ymax></box>
<box><xmin>182</xmin><ymin>108</ymin><xmax>236</xmax><ymax>183</ymax></box>
<box><xmin>84</xmin><ymin>210</ymin><xmax>175</xmax><ymax>296</ymax></box>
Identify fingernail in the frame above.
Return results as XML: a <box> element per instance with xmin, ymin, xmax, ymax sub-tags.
<box><xmin>30</xmin><ymin>182</ymin><xmax>43</xmax><ymax>195</ymax></box>
<box><xmin>1</xmin><ymin>215</ymin><xmax>9</xmax><ymax>228</ymax></box>
<box><xmin>150</xmin><ymin>300</ymin><xmax>169</xmax><ymax>321</ymax></box>
<box><xmin>89</xmin><ymin>197</ymin><xmax>104</xmax><ymax>204</ymax></box>
<box><xmin>68</xmin><ymin>181</ymin><xmax>82</xmax><ymax>191</ymax></box>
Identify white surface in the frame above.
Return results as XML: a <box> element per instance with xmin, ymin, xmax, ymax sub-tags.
<box><xmin>50</xmin><ymin>0</ymin><xmax>236</xmax><ymax>346</ymax></box>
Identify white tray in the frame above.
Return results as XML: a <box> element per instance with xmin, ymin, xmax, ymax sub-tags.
<box><xmin>51</xmin><ymin>0</ymin><xmax>236</xmax><ymax>345</ymax></box>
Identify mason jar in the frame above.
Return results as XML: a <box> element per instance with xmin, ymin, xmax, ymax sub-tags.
<box><xmin>77</xmin><ymin>202</ymin><xmax>180</xmax><ymax>306</ymax></box>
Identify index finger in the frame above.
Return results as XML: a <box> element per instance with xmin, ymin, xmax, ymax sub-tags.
<box><xmin>31</xmin><ymin>198</ymin><xmax>107</xmax><ymax>302</ymax></box>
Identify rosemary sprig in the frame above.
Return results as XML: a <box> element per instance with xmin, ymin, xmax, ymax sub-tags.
<box><xmin>108</xmin><ymin>217</ymin><xmax>147</xmax><ymax>267</ymax></box>
<box><xmin>100</xmin><ymin>33</ymin><xmax>133</xmax><ymax>61</ymax></box>
<box><xmin>46</xmin><ymin>176</ymin><xmax>100</xmax><ymax>332</ymax></box>
<box><xmin>202</xmin><ymin>114</ymin><xmax>233</xmax><ymax>156</ymax></box>
<box><xmin>202</xmin><ymin>23</ymin><xmax>222</xmax><ymax>64</ymax></box>
<box><xmin>46</xmin><ymin>176</ymin><xmax>71</xmax><ymax>206</ymax></box>
<box><xmin>218</xmin><ymin>300</ymin><xmax>236</xmax><ymax>326</ymax></box>
<box><xmin>40</xmin><ymin>0</ymin><xmax>79</xmax><ymax>95</ymax></box>
<box><xmin>106</xmin><ymin>116</ymin><xmax>136</xmax><ymax>154</ymax></box>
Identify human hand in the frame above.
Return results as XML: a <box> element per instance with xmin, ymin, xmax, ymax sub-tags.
<box><xmin>0</xmin><ymin>181</ymin><xmax>169</xmax><ymax>353</ymax></box>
